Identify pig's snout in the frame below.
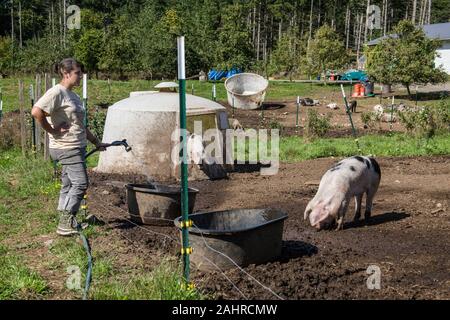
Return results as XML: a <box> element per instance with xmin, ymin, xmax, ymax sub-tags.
<box><xmin>309</xmin><ymin>205</ymin><xmax>336</xmax><ymax>231</ymax></box>
<box><xmin>313</xmin><ymin>218</ymin><xmax>336</xmax><ymax>231</ymax></box>
<box><xmin>313</xmin><ymin>223</ymin><xmax>322</xmax><ymax>230</ymax></box>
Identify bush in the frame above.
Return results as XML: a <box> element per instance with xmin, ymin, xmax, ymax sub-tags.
<box><xmin>305</xmin><ymin>109</ymin><xmax>332</xmax><ymax>138</ymax></box>
<box><xmin>17</xmin><ymin>35</ymin><xmax>69</xmax><ymax>74</ymax></box>
<box><xmin>88</xmin><ymin>107</ymin><xmax>107</xmax><ymax>141</ymax></box>
<box><xmin>398</xmin><ymin>107</ymin><xmax>427</xmax><ymax>136</ymax></box>
<box><xmin>435</xmin><ymin>99</ymin><xmax>450</xmax><ymax>130</ymax></box>
<box><xmin>361</xmin><ymin>112</ymin><xmax>372</xmax><ymax>127</ymax></box>
<box><xmin>398</xmin><ymin>101</ymin><xmax>450</xmax><ymax>138</ymax></box>
<box><xmin>269</xmin><ymin>120</ymin><xmax>283</xmax><ymax>131</ymax></box>
<box><xmin>0</xmin><ymin>112</ymin><xmax>23</xmax><ymax>151</ymax></box>
<box><xmin>0</xmin><ymin>37</ymin><xmax>14</xmax><ymax>76</ymax></box>
<box><xmin>361</xmin><ymin>111</ymin><xmax>381</xmax><ymax>130</ymax></box>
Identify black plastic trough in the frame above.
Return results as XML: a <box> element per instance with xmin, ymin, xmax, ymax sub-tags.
<box><xmin>126</xmin><ymin>183</ymin><xmax>199</xmax><ymax>226</ymax></box>
<box><xmin>174</xmin><ymin>208</ymin><xmax>288</xmax><ymax>271</ymax></box>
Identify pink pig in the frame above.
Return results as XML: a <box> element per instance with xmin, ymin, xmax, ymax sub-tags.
<box><xmin>304</xmin><ymin>156</ymin><xmax>381</xmax><ymax>231</ymax></box>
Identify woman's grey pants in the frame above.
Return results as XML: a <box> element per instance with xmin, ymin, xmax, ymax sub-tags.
<box><xmin>50</xmin><ymin>147</ymin><xmax>88</xmax><ymax>214</ymax></box>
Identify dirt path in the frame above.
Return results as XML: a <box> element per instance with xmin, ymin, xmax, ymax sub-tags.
<box><xmin>87</xmin><ymin>155</ymin><xmax>449</xmax><ymax>300</ymax></box>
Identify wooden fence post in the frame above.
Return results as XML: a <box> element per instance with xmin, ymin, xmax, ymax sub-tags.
<box><xmin>19</xmin><ymin>80</ymin><xmax>27</xmax><ymax>156</ymax></box>
<box><xmin>44</xmin><ymin>73</ymin><xmax>51</xmax><ymax>160</ymax></box>
<box><xmin>35</xmin><ymin>74</ymin><xmax>42</xmax><ymax>153</ymax></box>
<box><xmin>29</xmin><ymin>84</ymin><xmax>36</xmax><ymax>155</ymax></box>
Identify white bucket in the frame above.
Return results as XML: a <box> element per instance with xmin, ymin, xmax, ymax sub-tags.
<box><xmin>224</xmin><ymin>73</ymin><xmax>268</xmax><ymax>110</ymax></box>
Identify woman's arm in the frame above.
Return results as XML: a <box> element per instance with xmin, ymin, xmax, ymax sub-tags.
<box><xmin>86</xmin><ymin>127</ymin><xmax>108</xmax><ymax>150</ymax></box>
<box><xmin>86</xmin><ymin>127</ymin><xmax>100</xmax><ymax>146</ymax></box>
<box><xmin>31</xmin><ymin>106</ymin><xmax>69</xmax><ymax>135</ymax></box>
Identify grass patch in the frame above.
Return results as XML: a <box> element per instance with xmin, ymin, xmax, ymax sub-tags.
<box><xmin>0</xmin><ymin>77</ymin><xmax>338</xmax><ymax>113</ymax></box>
<box><xmin>280</xmin><ymin>132</ymin><xmax>450</xmax><ymax>162</ymax></box>
<box><xmin>219</xmin><ymin>131</ymin><xmax>449</xmax><ymax>164</ymax></box>
<box><xmin>48</xmin><ymin>236</ymin><xmax>114</xmax><ymax>297</ymax></box>
<box><xmin>0</xmin><ymin>148</ymin><xmax>59</xmax><ymax>240</ymax></box>
<box><xmin>0</xmin><ymin>244</ymin><xmax>49</xmax><ymax>299</ymax></box>
<box><xmin>85</xmin><ymin>147</ymin><xmax>99</xmax><ymax>168</ymax></box>
<box><xmin>49</xmin><ymin>237</ymin><xmax>204</xmax><ymax>300</ymax></box>
<box><xmin>1</xmin><ymin>78</ymin><xmax>448</xmax><ymax>129</ymax></box>
<box><xmin>0</xmin><ymin>147</ymin><xmax>206</xmax><ymax>300</ymax></box>
<box><xmin>90</xmin><ymin>258</ymin><xmax>204</xmax><ymax>300</ymax></box>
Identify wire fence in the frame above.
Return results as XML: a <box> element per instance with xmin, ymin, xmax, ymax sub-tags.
<box><xmin>91</xmin><ymin>196</ymin><xmax>285</xmax><ymax>300</ymax></box>
<box><xmin>92</xmin><ymin>199</ymin><xmax>249</xmax><ymax>299</ymax></box>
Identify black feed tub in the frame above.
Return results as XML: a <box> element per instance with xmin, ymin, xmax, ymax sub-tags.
<box><xmin>126</xmin><ymin>183</ymin><xmax>199</xmax><ymax>226</ymax></box>
<box><xmin>175</xmin><ymin>208</ymin><xmax>288</xmax><ymax>271</ymax></box>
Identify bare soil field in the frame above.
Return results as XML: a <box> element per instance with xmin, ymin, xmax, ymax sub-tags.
<box><xmin>221</xmin><ymin>88</ymin><xmax>448</xmax><ymax>137</ymax></box>
<box><xmin>87</xmin><ymin>155</ymin><xmax>450</xmax><ymax>300</ymax></box>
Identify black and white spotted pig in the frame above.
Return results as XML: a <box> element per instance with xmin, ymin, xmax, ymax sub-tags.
<box><xmin>304</xmin><ymin>156</ymin><xmax>381</xmax><ymax>231</ymax></box>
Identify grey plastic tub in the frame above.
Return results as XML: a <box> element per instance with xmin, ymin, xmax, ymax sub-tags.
<box><xmin>174</xmin><ymin>208</ymin><xmax>288</xmax><ymax>271</ymax></box>
<box><xmin>224</xmin><ymin>73</ymin><xmax>269</xmax><ymax>110</ymax></box>
<box><xmin>126</xmin><ymin>183</ymin><xmax>199</xmax><ymax>226</ymax></box>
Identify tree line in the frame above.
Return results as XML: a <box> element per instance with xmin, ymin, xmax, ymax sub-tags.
<box><xmin>0</xmin><ymin>0</ymin><xmax>449</xmax><ymax>79</ymax></box>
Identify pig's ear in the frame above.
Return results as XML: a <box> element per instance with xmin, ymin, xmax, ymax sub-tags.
<box><xmin>309</xmin><ymin>208</ymin><xmax>329</xmax><ymax>226</ymax></box>
<box><xmin>304</xmin><ymin>207</ymin><xmax>312</xmax><ymax>220</ymax></box>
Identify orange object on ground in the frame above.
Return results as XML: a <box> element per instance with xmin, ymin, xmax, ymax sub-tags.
<box><xmin>352</xmin><ymin>84</ymin><xmax>361</xmax><ymax>97</ymax></box>
<box><xmin>352</xmin><ymin>83</ymin><xmax>366</xmax><ymax>98</ymax></box>
<box><xmin>359</xmin><ymin>85</ymin><xmax>365</xmax><ymax>96</ymax></box>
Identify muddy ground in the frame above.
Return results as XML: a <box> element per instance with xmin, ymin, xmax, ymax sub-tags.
<box><xmin>88</xmin><ymin>155</ymin><xmax>450</xmax><ymax>300</ymax></box>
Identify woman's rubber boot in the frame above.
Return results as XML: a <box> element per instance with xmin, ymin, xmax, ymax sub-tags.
<box><xmin>57</xmin><ymin>211</ymin><xmax>87</xmax><ymax>236</ymax></box>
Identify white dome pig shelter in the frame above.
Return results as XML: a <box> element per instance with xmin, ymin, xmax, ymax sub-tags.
<box><xmin>224</xmin><ymin>73</ymin><xmax>268</xmax><ymax>110</ymax></box>
<box><xmin>96</xmin><ymin>91</ymin><xmax>231</xmax><ymax>181</ymax></box>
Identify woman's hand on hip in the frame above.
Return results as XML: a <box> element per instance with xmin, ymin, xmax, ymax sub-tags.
<box><xmin>53</xmin><ymin>122</ymin><xmax>70</xmax><ymax>135</ymax></box>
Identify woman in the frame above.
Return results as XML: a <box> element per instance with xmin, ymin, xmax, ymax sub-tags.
<box><xmin>31</xmin><ymin>58</ymin><xmax>108</xmax><ymax>236</ymax></box>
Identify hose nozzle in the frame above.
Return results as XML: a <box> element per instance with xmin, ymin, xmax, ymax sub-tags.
<box><xmin>85</xmin><ymin>139</ymin><xmax>132</xmax><ymax>159</ymax></box>
<box><xmin>111</xmin><ymin>139</ymin><xmax>132</xmax><ymax>152</ymax></box>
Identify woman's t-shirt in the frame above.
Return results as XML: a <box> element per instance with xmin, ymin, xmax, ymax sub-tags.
<box><xmin>35</xmin><ymin>84</ymin><xmax>87</xmax><ymax>149</ymax></box>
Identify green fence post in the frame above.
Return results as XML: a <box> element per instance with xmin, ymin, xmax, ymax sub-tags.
<box><xmin>178</xmin><ymin>36</ymin><xmax>191</xmax><ymax>286</ymax></box>
<box><xmin>340</xmin><ymin>84</ymin><xmax>361</xmax><ymax>153</ymax></box>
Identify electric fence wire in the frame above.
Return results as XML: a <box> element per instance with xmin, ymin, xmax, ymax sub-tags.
<box><xmin>92</xmin><ymin>200</ymin><xmax>248</xmax><ymax>298</ymax></box>
<box><xmin>93</xmin><ymin>200</ymin><xmax>178</xmax><ymax>245</ymax></box>
<box><xmin>93</xmin><ymin>197</ymin><xmax>284</xmax><ymax>300</ymax></box>
<box><xmin>41</xmin><ymin>178</ymin><xmax>271</xmax><ymax>301</ymax></box>
<box><xmin>84</xmin><ymin>205</ymin><xmax>181</xmax><ymax>296</ymax></box>
<box><xmin>92</xmin><ymin>199</ymin><xmax>249</xmax><ymax>299</ymax></box>
<box><xmin>191</xmin><ymin>220</ymin><xmax>285</xmax><ymax>300</ymax></box>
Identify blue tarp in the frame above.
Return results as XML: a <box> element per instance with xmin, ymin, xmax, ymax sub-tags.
<box><xmin>208</xmin><ymin>68</ymin><xmax>241</xmax><ymax>81</ymax></box>
<box><xmin>340</xmin><ymin>70</ymin><xmax>368</xmax><ymax>81</ymax></box>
